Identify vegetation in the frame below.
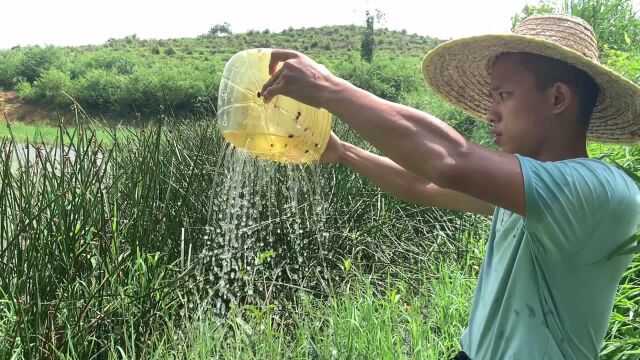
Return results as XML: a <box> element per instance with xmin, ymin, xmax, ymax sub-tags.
<box><xmin>512</xmin><ymin>0</ymin><xmax>640</xmax><ymax>53</ymax></box>
<box><xmin>0</xmin><ymin>1</ymin><xmax>639</xmax><ymax>359</ymax></box>
<box><xmin>0</xmin><ymin>25</ymin><xmax>441</xmax><ymax>121</ymax></box>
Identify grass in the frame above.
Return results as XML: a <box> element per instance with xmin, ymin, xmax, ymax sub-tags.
<box><xmin>142</xmin><ymin>261</ymin><xmax>477</xmax><ymax>360</ymax></box>
<box><xmin>0</xmin><ymin>118</ymin><xmax>638</xmax><ymax>359</ymax></box>
<box><xmin>0</xmin><ymin>118</ymin><xmax>488</xmax><ymax>359</ymax></box>
<box><xmin>0</xmin><ymin>120</ymin><xmax>115</xmax><ymax>145</ymax></box>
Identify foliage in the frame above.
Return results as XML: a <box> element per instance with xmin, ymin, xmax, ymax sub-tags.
<box><xmin>29</xmin><ymin>68</ymin><xmax>73</xmax><ymax>108</ymax></box>
<box><xmin>0</xmin><ymin>119</ymin><xmax>488</xmax><ymax>358</ymax></box>
<box><xmin>0</xmin><ymin>12</ymin><xmax>638</xmax><ymax>358</ymax></box>
<box><xmin>602</xmin><ymin>46</ymin><xmax>640</xmax><ymax>83</ymax></box>
<box><xmin>360</xmin><ymin>11</ymin><xmax>375</xmax><ymax>63</ymax></box>
<box><xmin>0</xmin><ymin>25</ymin><xmax>441</xmax><ymax>121</ymax></box>
<box><xmin>333</xmin><ymin>54</ymin><xmax>423</xmax><ymax>103</ymax></box>
<box><xmin>145</xmin><ymin>261</ymin><xmax>476</xmax><ymax>359</ymax></box>
<box><xmin>512</xmin><ymin>0</ymin><xmax>640</xmax><ymax>53</ymax></box>
<box><xmin>588</xmin><ymin>47</ymin><xmax>640</xmax><ymax>359</ymax></box>
<box><xmin>360</xmin><ymin>9</ymin><xmax>386</xmax><ymax>63</ymax></box>
<box><xmin>209</xmin><ymin>22</ymin><xmax>233</xmax><ymax>36</ymax></box>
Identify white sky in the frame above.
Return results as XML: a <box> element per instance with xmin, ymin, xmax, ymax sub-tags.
<box><xmin>2</xmin><ymin>0</ymin><xmax>639</xmax><ymax>50</ymax></box>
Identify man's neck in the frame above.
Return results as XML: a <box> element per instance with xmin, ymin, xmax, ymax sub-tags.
<box><xmin>535</xmin><ymin>137</ymin><xmax>589</xmax><ymax>162</ymax></box>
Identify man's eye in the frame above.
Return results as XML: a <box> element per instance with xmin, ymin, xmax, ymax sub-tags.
<box><xmin>499</xmin><ymin>92</ymin><xmax>510</xmax><ymax>99</ymax></box>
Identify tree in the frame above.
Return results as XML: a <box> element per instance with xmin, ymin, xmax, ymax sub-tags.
<box><xmin>360</xmin><ymin>9</ymin><xmax>385</xmax><ymax>63</ymax></box>
<box><xmin>209</xmin><ymin>22</ymin><xmax>232</xmax><ymax>36</ymax></box>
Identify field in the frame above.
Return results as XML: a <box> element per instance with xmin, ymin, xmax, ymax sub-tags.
<box><xmin>1</xmin><ymin>1</ymin><xmax>640</xmax><ymax>359</ymax></box>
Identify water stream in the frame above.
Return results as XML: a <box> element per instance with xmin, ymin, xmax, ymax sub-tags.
<box><xmin>194</xmin><ymin>143</ymin><xmax>332</xmax><ymax>314</ymax></box>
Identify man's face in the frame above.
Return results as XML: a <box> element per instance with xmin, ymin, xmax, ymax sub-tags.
<box><xmin>488</xmin><ymin>54</ymin><xmax>552</xmax><ymax>156</ymax></box>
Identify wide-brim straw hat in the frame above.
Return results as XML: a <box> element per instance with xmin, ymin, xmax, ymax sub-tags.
<box><xmin>421</xmin><ymin>14</ymin><xmax>640</xmax><ymax>145</ymax></box>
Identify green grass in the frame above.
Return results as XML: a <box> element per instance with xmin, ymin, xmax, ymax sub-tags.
<box><xmin>0</xmin><ymin>119</ymin><xmax>637</xmax><ymax>359</ymax></box>
<box><xmin>142</xmin><ymin>261</ymin><xmax>476</xmax><ymax>360</ymax></box>
<box><xmin>0</xmin><ymin>120</ymin><xmax>115</xmax><ymax>145</ymax></box>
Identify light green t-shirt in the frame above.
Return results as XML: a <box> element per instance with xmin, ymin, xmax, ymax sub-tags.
<box><xmin>460</xmin><ymin>155</ymin><xmax>640</xmax><ymax>359</ymax></box>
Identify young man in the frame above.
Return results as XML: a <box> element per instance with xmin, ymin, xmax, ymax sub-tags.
<box><xmin>260</xmin><ymin>15</ymin><xmax>640</xmax><ymax>359</ymax></box>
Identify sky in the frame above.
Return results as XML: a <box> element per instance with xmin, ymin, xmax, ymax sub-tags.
<box><xmin>2</xmin><ymin>0</ymin><xmax>639</xmax><ymax>50</ymax></box>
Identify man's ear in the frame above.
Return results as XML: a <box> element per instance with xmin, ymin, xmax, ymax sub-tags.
<box><xmin>549</xmin><ymin>82</ymin><xmax>572</xmax><ymax>114</ymax></box>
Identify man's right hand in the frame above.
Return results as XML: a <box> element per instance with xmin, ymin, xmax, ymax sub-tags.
<box><xmin>320</xmin><ymin>135</ymin><xmax>494</xmax><ymax>216</ymax></box>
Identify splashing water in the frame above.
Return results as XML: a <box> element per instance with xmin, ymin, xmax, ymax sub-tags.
<box><xmin>193</xmin><ymin>143</ymin><xmax>332</xmax><ymax>315</ymax></box>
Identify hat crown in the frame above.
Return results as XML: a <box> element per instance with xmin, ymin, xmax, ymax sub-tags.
<box><xmin>513</xmin><ymin>14</ymin><xmax>599</xmax><ymax>62</ymax></box>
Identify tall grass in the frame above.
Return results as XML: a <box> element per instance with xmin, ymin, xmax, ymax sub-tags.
<box><xmin>0</xmin><ymin>118</ymin><xmax>488</xmax><ymax>359</ymax></box>
<box><xmin>1</xmin><ymin>117</ymin><xmax>637</xmax><ymax>359</ymax></box>
<box><xmin>142</xmin><ymin>260</ymin><xmax>478</xmax><ymax>360</ymax></box>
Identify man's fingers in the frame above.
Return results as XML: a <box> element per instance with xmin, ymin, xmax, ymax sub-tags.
<box><xmin>261</xmin><ymin>66</ymin><xmax>285</xmax><ymax>98</ymax></box>
<box><xmin>262</xmin><ymin>78</ymin><xmax>285</xmax><ymax>103</ymax></box>
<box><xmin>268</xmin><ymin>49</ymin><xmax>299</xmax><ymax>75</ymax></box>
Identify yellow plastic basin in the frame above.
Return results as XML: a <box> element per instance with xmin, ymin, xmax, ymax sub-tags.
<box><xmin>217</xmin><ymin>48</ymin><xmax>332</xmax><ymax>163</ymax></box>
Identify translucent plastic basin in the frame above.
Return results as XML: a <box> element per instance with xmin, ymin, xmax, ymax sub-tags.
<box><xmin>217</xmin><ymin>48</ymin><xmax>332</xmax><ymax>163</ymax></box>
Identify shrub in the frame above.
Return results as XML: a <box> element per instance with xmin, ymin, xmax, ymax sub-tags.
<box><xmin>16</xmin><ymin>45</ymin><xmax>66</xmax><ymax>83</ymax></box>
<box><xmin>31</xmin><ymin>69</ymin><xmax>73</xmax><ymax>108</ymax></box>
<box><xmin>603</xmin><ymin>47</ymin><xmax>640</xmax><ymax>84</ymax></box>
<box><xmin>334</xmin><ymin>55</ymin><xmax>422</xmax><ymax>103</ymax></box>
<box><xmin>71</xmin><ymin>68</ymin><xmax>125</xmax><ymax>114</ymax></box>
<box><xmin>0</xmin><ymin>51</ymin><xmax>20</xmax><ymax>88</ymax></box>
<box><xmin>14</xmin><ymin>80</ymin><xmax>34</xmax><ymax>100</ymax></box>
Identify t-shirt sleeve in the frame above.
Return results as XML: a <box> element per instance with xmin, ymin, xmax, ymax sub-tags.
<box><xmin>515</xmin><ymin>154</ymin><xmax>640</xmax><ymax>258</ymax></box>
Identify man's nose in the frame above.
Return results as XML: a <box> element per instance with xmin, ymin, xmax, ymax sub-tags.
<box><xmin>487</xmin><ymin>102</ymin><xmax>500</xmax><ymax>124</ymax></box>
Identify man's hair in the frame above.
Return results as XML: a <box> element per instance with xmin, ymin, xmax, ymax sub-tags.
<box><xmin>505</xmin><ymin>52</ymin><xmax>601</xmax><ymax>130</ymax></box>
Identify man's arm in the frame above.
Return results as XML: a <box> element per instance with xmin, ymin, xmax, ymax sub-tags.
<box><xmin>261</xmin><ymin>50</ymin><xmax>524</xmax><ymax>216</ymax></box>
<box><xmin>339</xmin><ymin>142</ymin><xmax>494</xmax><ymax>215</ymax></box>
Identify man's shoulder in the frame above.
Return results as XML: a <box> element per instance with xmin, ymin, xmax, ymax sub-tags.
<box><xmin>518</xmin><ymin>155</ymin><xmax>636</xmax><ymax>191</ymax></box>
<box><xmin>558</xmin><ymin>157</ymin><xmax>637</xmax><ymax>194</ymax></box>
<box><xmin>517</xmin><ymin>154</ymin><xmax>640</xmax><ymax>221</ymax></box>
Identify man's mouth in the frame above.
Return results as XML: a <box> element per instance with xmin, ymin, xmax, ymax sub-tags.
<box><xmin>492</xmin><ymin>130</ymin><xmax>502</xmax><ymax>144</ymax></box>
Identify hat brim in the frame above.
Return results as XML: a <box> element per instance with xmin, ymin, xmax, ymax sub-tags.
<box><xmin>422</xmin><ymin>34</ymin><xmax>640</xmax><ymax>145</ymax></box>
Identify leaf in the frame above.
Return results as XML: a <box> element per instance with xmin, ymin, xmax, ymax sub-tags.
<box><xmin>257</xmin><ymin>250</ymin><xmax>276</xmax><ymax>264</ymax></box>
<box><xmin>342</xmin><ymin>258</ymin><xmax>352</xmax><ymax>272</ymax></box>
<box><xmin>610</xmin><ymin>159</ymin><xmax>640</xmax><ymax>185</ymax></box>
<box><xmin>624</xmin><ymin>32</ymin><xmax>632</xmax><ymax>47</ymax></box>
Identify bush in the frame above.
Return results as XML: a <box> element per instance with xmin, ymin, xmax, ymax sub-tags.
<box><xmin>603</xmin><ymin>47</ymin><xmax>640</xmax><ymax>84</ymax></box>
<box><xmin>31</xmin><ymin>69</ymin><xmax>73</xmax><ymax>108</ymax></box>
<box><xmin>14</xmin><ymin>80</ymin><xmax>34</xmax><ymax>100</ymax></box>
<box><xmin>71</xmin><ymin>68</ymin><xmax>125</xmax><ymax>114</ymax></box>
<box><xmin>16</xmin><ymin>45</ymin><xmax>66</xmax><ymax>83</ymax></box>
<box><xmin>120</xmin><ymin>62</ymin><xmax>219</xmax><ymax>118</ymax></box>
<box><xmin>0</xmin><ymin>51</ymin><xmax>20</xmax><ymax>88</ymax></box>
<box><xmin>92</xmin><ymin>52</ymin><xmax>136</xmax><ymax>75</ymax></box>
<box><xmin>334</xmin><ymin>55</ymin><xmax>422</xmax><ymax>103</ymax></box>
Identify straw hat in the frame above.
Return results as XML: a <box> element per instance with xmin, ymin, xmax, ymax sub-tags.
<box><xmin>422</xmin><ymin>14</ymin><xmax>640</xmax><ymax>145</ymax></box>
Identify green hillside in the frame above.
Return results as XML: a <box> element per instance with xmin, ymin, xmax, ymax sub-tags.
<box><xmin>0</xmin><ymin>25</ymin><xmax>443</xmax><ymax>121</ymax></box>
<box><xmin>97</xmin><ymin>25</ymin><xmax>442</xmax><ymax>59</ymax></box>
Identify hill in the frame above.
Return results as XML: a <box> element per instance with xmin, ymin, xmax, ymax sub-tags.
<box><xmin>0</xmin><ymin>25</ymin><xmax>443</xmax><ymax>121</ymax></box>
<box><xmin>84</xmin><ymin>25</ymin><xmax>441</xmax><ymax>61</ymax></box>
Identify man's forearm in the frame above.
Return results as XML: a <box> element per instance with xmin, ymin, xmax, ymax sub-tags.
<box><xmin>339</xmin><ymin>142</ymin><xmax>433</xmax><ymax>205</ymax></box>
<box><xmin>324</xmin><ymin>78</ymin><xmax>473</xmax><ymax>186</ymax></box>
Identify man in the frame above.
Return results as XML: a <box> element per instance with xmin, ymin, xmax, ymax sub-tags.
<box><xmin>260</xmin><ymin>15</ymin><xmax>640</xmax><ymax>359</ymax></box>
